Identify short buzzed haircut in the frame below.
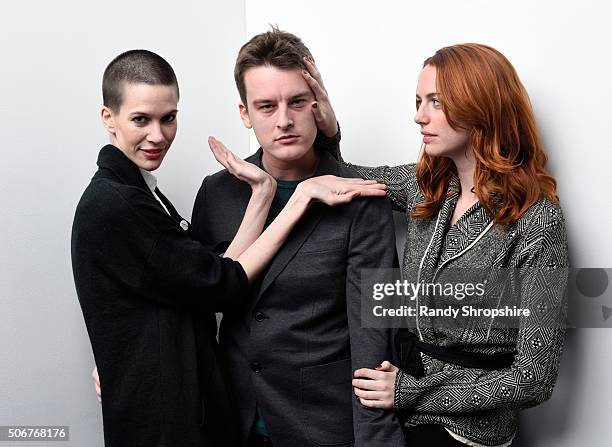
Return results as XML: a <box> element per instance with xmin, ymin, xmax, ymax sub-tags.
<box><xmin>102</xmin><ymin>49</ymin><xmax>179</xmax><ymax>112</ymax></box>
<box><xmin>234</xmin><ymin>26</ymin><xmax>313</xmax><ymax>106</ymax></box>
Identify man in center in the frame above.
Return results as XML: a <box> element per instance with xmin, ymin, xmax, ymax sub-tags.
<box><xmin>191</xmin><ymin>28</ymin><xmax>404</xmax><ymax>447</ymax></box>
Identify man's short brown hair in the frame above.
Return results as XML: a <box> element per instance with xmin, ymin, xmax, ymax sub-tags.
<box><xmin>234</xmin><ymin>26</ymin><xmax>314</xmax><ymax>106</ymax></box>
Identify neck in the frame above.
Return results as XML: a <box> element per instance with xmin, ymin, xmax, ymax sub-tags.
<box><xmin>262</xmin><ymin>147</ymin><xmax>319</xmax><ymax>180</ymax></box>
<box><xmin>449</xmin><ymin>149</ymin><xmax>476</xmax><ymax>198</ymax></box>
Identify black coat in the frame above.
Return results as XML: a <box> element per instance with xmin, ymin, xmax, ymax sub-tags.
<box><xmin>191</xmin><ymin>149</ymin><xmax>406</xmax><ymax>447</ymax></box>
<box><xmin>72</xmin><ymin>145</ymin><xmax>248</xmax><ymax>447</ymax></box>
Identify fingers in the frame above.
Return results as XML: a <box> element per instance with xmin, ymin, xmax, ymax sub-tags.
<box><xmin>375</xmin><ymin>360</ymin><xmax>399</xmax><ymax>372</ymax></box>
<box><xmin>92</xmin><ymin>366</ymin><xmax>101</xmax><ymax>403</ymax></box>
<box><xmin>352</xmin><ymin>377</ymin><xmax>386</xmax><ymax>391</ymax></box>
<box><xmin>208</xmin><ymin>136</ymin><xmax>230</xmax><ymax>169</ymax></box>
<box><xmin>357</xmin><ymin>186</ymin><xmax>387</xmax><ymax>197</ymax></box>
<box><xmin>302</xmin><ymin>57</ymin><xmax>326</xmax><ymax>92</ymax></box>
<box><xmin>208</xmin><ymin>136</ymin><xmax>245</xmax><ymax>178</ymax></box>
<box><xmin>353</xmin><ymin>367</ymin><xmax>385</xmax><ymax>380</ymax></box>
<box><xmin>354</xmin><ymin>387</ymin><xmax>385</xmax><ymax>400</ymax></box>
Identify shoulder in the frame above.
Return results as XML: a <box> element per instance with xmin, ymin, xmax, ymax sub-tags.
<box><xmin>75</xmin><ymin>178</ymin><xmax>151</xmax><ymax>226</ymax></box>
<box><xmin>515</xmin><ymin>197</ymin><xmax>566</xmax><ymax>236</ymax></box>
<box><xmin>508</xmin><ymin>197</ymin><xmax>568</xmax><ymax>267</ymax></box>
<box><xmin>76</xmin><ymin>179</ymin><xmax>130</xmax><ymax>215</ymax></box>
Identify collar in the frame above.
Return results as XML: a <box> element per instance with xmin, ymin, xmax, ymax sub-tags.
<box><xmin>96</xmin><ymin>144</ymin><xmax>152</xmax><ymax>192</ymax></box>
<box><xmin>139</xmin><ymin>168</ymin><xmax>158</xmax><ymax>195</ymax></box>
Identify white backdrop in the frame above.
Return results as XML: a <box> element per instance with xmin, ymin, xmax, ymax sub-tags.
<box><xmin>1</xmin><ymin>0</ymin><xmax>611</xmax><ymax>445</ymax></box>
<box><xmin>246</xmin><ymin>1</ymin><xmax>612</xmax><ymax>446</ymax></box>
<box><xmin>0</xmin><ymin>1</ymin><xmax>247</xmax><ymax>445</ymax></box>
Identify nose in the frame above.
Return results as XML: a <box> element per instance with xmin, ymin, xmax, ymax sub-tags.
<box><xmin>276</xmin><ymin>104</ymin><xmax>294</xmax><ymax>130</ymax></box>
<box><xmin>414</xmin><ymin>104</ymin><xmax>429</xmax><ymax>126</ymax></box>
<box><xmin>147</xmin><ymin>121</ymin><xmax>165</xmax><ymax>145</ymax></box>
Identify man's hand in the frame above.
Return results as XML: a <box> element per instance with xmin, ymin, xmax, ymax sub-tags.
<box><xmin>302</xmin><ymin>57</ymin><xmax>338</xmax><ymax>138</ymax></box>
<box><xmin>208</xmin><ymin>136</ymin><xmax>276</xmax><ymax>196</ymax></box>
<box><xmin>92</xmin><ymin>366</ymin><xmax>101</xmax><ymax>403</ymax></box>
<box><xmin>297</xmin><ymin>175</ymin><xmax>386</xmax><ymax>206</ymax></box>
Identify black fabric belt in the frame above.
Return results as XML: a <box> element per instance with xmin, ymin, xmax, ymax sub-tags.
<box><xmin>395</xmin><ymin>330</ymin><xmax>516</xmax><ymax>378</ymax></box>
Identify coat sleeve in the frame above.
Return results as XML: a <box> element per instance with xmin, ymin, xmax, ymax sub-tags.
<box><xmin>345</xmin><ymin>197</ymin><xmax>406</xmax><ymax>447</ymax></box>
<box><xmin>394</xmin><ymin>203</ymin><xmax>569</xmax><ymax>414</ymax></box>
<box><xmin>315</xmin><ymin>121</ymin><xmax>417</xmax><ymax>212</ymax></box>
<box><xmin>73</xmin><ymin>180</ymin><xmax>248</xmax><ymax>314</ymax></box>
<box><xmin>341</xmin><ymin>162</ymin><xmax>418</xmax><ymax>213</ymax></box>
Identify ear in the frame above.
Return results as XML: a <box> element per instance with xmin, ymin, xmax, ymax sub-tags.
<box><xmin>100</xmin><ymin>106</ymin><xmax>116</xmax><ymax>135</ymax></box>
<box><xmin>239</xmin><ymin>102</ymin><xmax>252</xmax><ymax>129</ymax></box>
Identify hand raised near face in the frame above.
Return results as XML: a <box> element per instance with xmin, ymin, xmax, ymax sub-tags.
<box><xmin>208</xmin><ymin>136</ymin><xmax>276</xmax><ymax>195</ymax></box>
<box><xmin>301</xmin><ymin>57</ymin><xmax>339</xmax><ymax>138</ymax></box>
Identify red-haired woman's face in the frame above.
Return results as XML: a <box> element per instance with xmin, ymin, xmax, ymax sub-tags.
<box><xmin>414</xmin><ymin>65</ymin><xmax>469</xmax><ymax>160</ymax></box>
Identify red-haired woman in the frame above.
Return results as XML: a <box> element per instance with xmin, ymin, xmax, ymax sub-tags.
<box><xmin>305</xmin><ymin>44</ymin><xmax>568</xmax><ymax>446</ymax></box>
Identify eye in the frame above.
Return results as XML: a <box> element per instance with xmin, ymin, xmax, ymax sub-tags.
<box><xmin>415</xmin><ymin>99</ymin><xmax>422</xmax><ymax>110</ymax></box>
<box><xmin>291</xmin><ymin>99</ymin><xmax>306</xmax><ymax>107</ymax></box>
<box><xmin>132</xmin><ymin>115</ymin><xmax>148</xmax><ymax>125</ymax></box>
<box><xmin>432</xmin><ymin>98</ymin><xmax>441</xmax><ymax>108</ymax></box>
<box><xmin>259</xmin><ymin>104</ymin><xmax>274</xmax><ymax>111</ymax></box>
<box><xmin>162</xmin><ymin>113</ymin><xmax>177</xmax><ymax>123</ymax></box>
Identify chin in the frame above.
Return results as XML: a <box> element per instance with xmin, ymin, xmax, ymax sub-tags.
<box><xmin>424</xmin><ymin>144</ymin><xmax>456</xmax><ymax>159</ymax></box>
<box><xmin>137</xmin><ymin>158</ymin><xmax>164</xmax><ymax>171</ymax></box>
<box><xmin>270</xmin><ymin>144</ymin><xmax>313</xmax><ymax>161</ymax></box>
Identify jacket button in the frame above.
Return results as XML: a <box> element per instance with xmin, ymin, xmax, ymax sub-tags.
<box><xmin>254</xmin><ymin>311</ymin><xmax>266</xmax><ymax>322</ymax></box>
<box><xmin>251</xmin><ymin>362</ymin><xmax>262</xmax><ymax>373</ymax></box>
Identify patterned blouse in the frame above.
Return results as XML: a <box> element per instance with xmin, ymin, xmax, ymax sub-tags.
<box><xmin>343</xmin><ymin>161</ymin><xmax>568</xmax><ymax>447</ymax></box>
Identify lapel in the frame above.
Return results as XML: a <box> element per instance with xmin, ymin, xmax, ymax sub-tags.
<box><xmin>154</xmin><ymin>187</ymin><xmax>191</xmax><ymax>235</ymax></box>
<box><xmin>96</xmin><ymin>144</ymin><xmax>189</xmax><ymax>232</ymax></box>
<box><xmin>419</xmin><ymin>179</ymin><xmax>458</xmax><ymax>271</ymax></box>
<box><xmin>254</xmin><ymin>149</ymin><xmax>340</xmax><ymax>303</ymax></box>
<box><xmin>420</xmin><ymin>175</ymin><xmax>495</xmax><ymax>269</ymax></box>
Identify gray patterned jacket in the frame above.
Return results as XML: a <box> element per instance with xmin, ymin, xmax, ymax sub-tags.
<box><xmin>345</xmin><ymin>161</ymin><xmax>568</xmax><ymax>446</ymax></box>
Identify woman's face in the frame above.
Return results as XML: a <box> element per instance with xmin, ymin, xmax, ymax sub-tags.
<box><xmin>414</xmin><ymin>65</ymin><xmax>469</xmax><ymax>159</ymax></box>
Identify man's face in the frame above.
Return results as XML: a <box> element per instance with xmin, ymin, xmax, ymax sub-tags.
<box><xmin>101</xmin><ymin>83</ymin><xmax>178</xmax><ymax>171</ymax></box>
<box><xmin>239</xmin><ymin>65</ymin><xmax>317</xmax><ymax>165</ymax></box>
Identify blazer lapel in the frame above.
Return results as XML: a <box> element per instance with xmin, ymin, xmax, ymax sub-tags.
<box><xmin>255</xmin><ymin>150</ymin><xmax>339</xmax><ymax>303</ymax></box>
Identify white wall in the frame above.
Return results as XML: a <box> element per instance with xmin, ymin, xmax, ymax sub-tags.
<box><xmin>2</xmin><ymin>1</ymin><xmax>611</xmax><ymax>445</ymax></box>
<box><xmin>0</xmin><ymin>1</ymin><xmax>246</xmax><ymax>445</ymax></box>
<box><xmin>246</xmin><ymin>1</ymin><xmax>611</xmax><ymax>446</ymax></box>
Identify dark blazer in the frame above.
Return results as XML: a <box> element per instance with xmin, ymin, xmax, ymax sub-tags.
<box><xmin>191</xmin><ymin>149</ymin><xmax>405</xmax><ymax>447</ymax></box>
<box><xmin>72</xmin><ymin>145</ymin><xmax>248</xmax><ymax>447</ymax></box>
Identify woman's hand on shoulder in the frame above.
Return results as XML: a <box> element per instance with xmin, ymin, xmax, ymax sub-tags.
<box><xmin>296</xmin><ymin>175</ymin><xmax>387</xmax><ymax>207</ymax></box>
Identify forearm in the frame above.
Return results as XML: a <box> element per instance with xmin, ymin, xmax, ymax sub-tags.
<box><xmin>224</xmin><ymin>182</ymin><xmax>275</xmax><ymax>260</ymax></box>
<box><xmin>237</xmin><ymin>188</ymin><xmax>311</xmax><ymax>281</ymax></box>
<box><xmin>396</xmin><ymin>326</ymin><xmax>566</xmax><ymax>414</ymax></box>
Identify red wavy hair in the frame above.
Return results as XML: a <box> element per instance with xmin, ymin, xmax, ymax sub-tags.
<box><xmin>412</xmin><ymin>43</ymin><xmax>558</xmax><ymax>226</ymax></box>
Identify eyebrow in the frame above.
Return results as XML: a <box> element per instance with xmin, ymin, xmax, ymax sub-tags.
<box><xmin>252</xmin><ymin>99</ymin><xmax>273</xmax><ymax>107</ymax></box>
<box><xmin>415</xmin><ymin>93</ymin><xmax>439</xmax><ymax>100</ymax></box>
<box><xmin>252</xmin><ymin>91</ymin><xmax>312</xmax><ymax>107</ymax></box>
<box><xmin>288</xmin><ymin>91</ymin><xmax>312</xmax><ymax>101</ymax></box>
<box><xmin>128</xmin><ymin>109</ymin><xmax>178</xmax><ymax>116</ymax></box>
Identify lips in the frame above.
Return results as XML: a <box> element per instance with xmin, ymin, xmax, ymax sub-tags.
<box><xmin>421</xmin><ymin>131</ymin><xmax>436</xmax><ymax>143</ymax></box>
<box><xmin>275</xmin><ymin>135</ymin><xmax>299</xmax><ymax>145</ymax></box>
<box><xmin>140</xmin><ymin>148</ymin><xmax>165</xmax><ymax>160</ymax></box>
